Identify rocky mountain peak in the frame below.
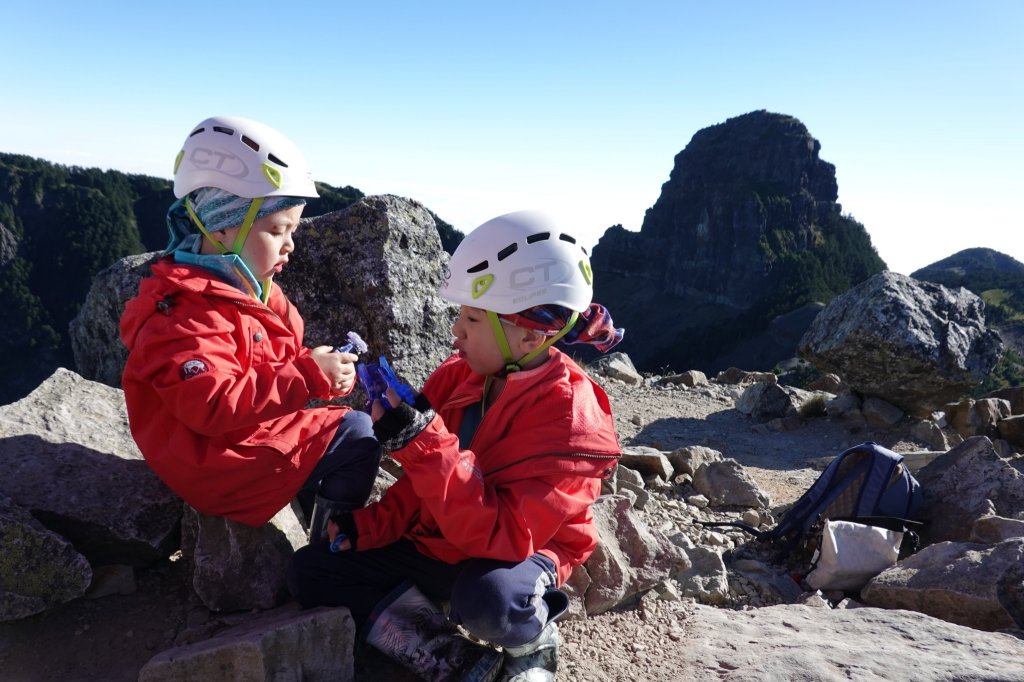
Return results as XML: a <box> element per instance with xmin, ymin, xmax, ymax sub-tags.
<box><xmin>590</xmin><ymin>111</ymin><xmax>883</xmax><ymax>374</ymax></box>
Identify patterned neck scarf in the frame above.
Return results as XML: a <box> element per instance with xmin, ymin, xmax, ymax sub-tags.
<box><xmin>499</xmin><ymin>303</ymin><xmax>625</xmax><ymax>353</ymax></box>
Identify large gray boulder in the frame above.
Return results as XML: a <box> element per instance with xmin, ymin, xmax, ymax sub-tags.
<box><xmin>70</xmin><ymin>252</ymin><xmax>158</xmax><ymax>390</ymax></box>
<box><xmin>799</xmin><ymin>271</ymin><xmax>1003</xmax><ymax>416</ymax></box>
<box><xmin>181</xmin><ymin>505</ymin><xmax>308</xmax><ymax>613</ymax></box>
<box><xmin>692</xmin><ymin>459</ymin><xmax>770</xmax><ymax>509</ymax></box>
<box><xmin>0</xmin><ymin>369</ymin><xmax>181</xmax><ymax>567</ymax></box>
<box><xmin>280</xmin><ymin>194</ymin><xmax>456</xmax><ymax>389</ymax></box>
<box><xmin>138</xmin><ymin>605</ymin><xmax>356</xmax><ymax>682</ymax></box>
<box><xmin>676</xmin><ymin>602</ymin><xmax>1024</xmax><ymax>681</ymax></box>
<box><xmin>861</xmin><ymin>539</ymin><xmax>1024</xmax><ymax>632</ymax></box>
<box><xmin>70</xmin><ymin>195</ymin><xmax>457</xmax><ymax>393</ymax></box>
<box><xmin>567</xmin><ymin>495</ymin><xmax>690</xmax><ymax>615</ymax></box>
<box><xmin>0</xmin><ymin>494</ymin><xmax>92</xmax><ymax>622</ymax></box>
<box><xmin>915</xmin><ymin>436</ymin><xmax>1024</xmax><ymax>545</ymax></box>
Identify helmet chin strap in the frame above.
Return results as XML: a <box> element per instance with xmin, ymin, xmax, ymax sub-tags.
<box><xmin>485</xmin><ymin>310</ymin><xmax>579</xmax><ymax>376</ymax></box>
<box><xmin>186</xmin><ymin>196</ymin><xmax>271</xmax><ymax>303</ymax></box>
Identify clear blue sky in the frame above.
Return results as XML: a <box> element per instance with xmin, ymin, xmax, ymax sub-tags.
<box><xmin>2</xmin><ymin>1</ymin><xmax>1021</xmax><ymax>276</ymax></box>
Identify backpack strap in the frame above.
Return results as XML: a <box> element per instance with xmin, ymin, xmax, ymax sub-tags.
<box><xmin>850</xmin><ymin>442</ymin><xmax>903</xmax><ymax>517</ymax></box>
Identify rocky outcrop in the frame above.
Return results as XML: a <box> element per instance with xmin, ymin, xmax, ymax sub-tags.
<box><xmin>181</xmin><ymin>505</ymin><xmax>307</xmax><ymax>613</ymax></box>
<box><xmin>0</xmin><ymin>493</ymin><xmax>92</xmax><ymax>621</ymax></box>
<box><xmin>138</xmin><ymin>605</ymin><xmax>355</xmax><ymax>682</ymax></box>
<box><xmin>913</xmin><ymin>436</ymin><xmax>1024</xmax><ymax>546</ymax></box>
<box><xmin>799</xmin><ymin>271</ymin><xmax>1003</xmax><ymax>416</ymax></box>
<box><xmin>677</xmin><ymin>603</ymin><xmax>1024</xmax><ymax>681</ymax></box>
<box><xmin>69</xmin><ymin>252</ymin><xmax>157</xmax><ymax>390</ymax></box>
<box><xmin>595</xmin><ymin>112</ymin><xmax>841</xmax><ymax>308</ymax></box>
<box><xmin>0</xmin><ymin>369</ymin><xmax>181</xmax><ymax>571</ymax></box>
<box><xmin>862</xmin><ymin>538</ymin><xmax>1024</xmax><ymax>631</ymax></box>
<box><xmin>2</xmin><ymin>365</ymin><xmax>1024</xmax><ymax>679</ymax></box>
<box><xmin>590</xmin><ymin>110</ymin><xmax>884</xmax><ymax>375</ymax></box>
<box><xmin>69</xmin><ymin>195</ymin><xmax>456</xmax><ymax>392</ymax></box>
<box><xmin>0</xmin><ymin>222</ymin><xmax>16</xmax><ymax>265</ymax></box>
<box><xmin>566</xmin><ymin>495</ymin><xmax>690</xmax><ymax>616</ymax></box>
<box><xmin>278</xmin><ymin>194</ymin><xmax>456</xmax><ymax>389</ymax></box>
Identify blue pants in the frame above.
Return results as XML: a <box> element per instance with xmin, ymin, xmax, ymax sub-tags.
<box><xmin>287</xmin><ymin>537</ymin><xmax>567</xmax><ymax>648</ymax></box>
<box><xmin>297</xmin><ymin>410</ymin><xmax>382</xmax><ymax>514</ymax></box>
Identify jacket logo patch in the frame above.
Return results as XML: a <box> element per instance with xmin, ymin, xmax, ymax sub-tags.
<box><xmin>458</xmin><ymin>455</ymin><xmax>482</xmax><ymax>480</ymax></box>
<box><xmin>180</xmin><ymin>359</ymin><xmax>209</xmax><ymax>380</ymax></box>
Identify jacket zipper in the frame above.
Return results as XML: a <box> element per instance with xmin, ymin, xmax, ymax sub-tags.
<box><xmin>203</xmin><ymin>293</ymin><xmax>286</xmax><ymax>324</ymax></box>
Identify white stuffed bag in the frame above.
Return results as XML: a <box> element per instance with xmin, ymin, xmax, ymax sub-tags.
<box><xmin>805</xmin><ymin>519</ymin><xmax>903</xmax><ymax>592</ymax></box>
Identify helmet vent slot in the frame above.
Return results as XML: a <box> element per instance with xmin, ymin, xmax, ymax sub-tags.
<box><xmin>497</xmin><ymin>243</ymin><xmax>518</xmax><ymax>261</ymax></box>
<box><xmin>241</xmin><ymin>135</ymin><xmax>260</xmax><ymax>152</ymax></box>
<box><xmin>467</xmin><ymin>261</ymin><xmax>489</xmax><ymax>273</ymax></box>
<box><xmin>558</xmin><ymin>233</ymin><xmax>577</xmax><ymax>244</ymax></box>
<box><xmin>188</xmin><ymin>127</ymin><xmax>205</xmax><ymax>138</ymax></box>
<box><xmin>267</xmin><ymin>153</ymin><xmax>289</xmax><ymax>167</ymax></box>
<box><xmin>212</xmin><ymin>125</ymin><xmax>235</xmax><ymax>136</ymax></box>
<box><xmin>526</xmin><ymin>232</ymin><xmax>550</xmax><ymax>244</ymax></box>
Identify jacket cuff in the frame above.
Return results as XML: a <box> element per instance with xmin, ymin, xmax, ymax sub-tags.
<box><xmin>296</xmin><ymin>353</ymin><xmax>332</xmax><ymax>399</ymax></box>
<box><xmin>373</xmin><ymin>402</ymin><xmax>436</xmax><ymax>452</ymax></box>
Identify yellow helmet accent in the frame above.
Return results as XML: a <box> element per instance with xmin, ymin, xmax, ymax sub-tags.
<box><xmin>471</xmin><ymin>274</ymin><xmax>494</xmax><ymax>299</ymax></box>
<box><xmin>262</xmin><ymin>163</ymin><xmax>283</xmax><ymax>189</ymax></box>
<box><xmin>579</xmin><ymin>260</ymin><xmax>593</xmax><ymax>285</ymax></box>
<box><xmin>173</xmin><ymin>150</ymin><xmax>184</xmax><ymax>175</ymax></box>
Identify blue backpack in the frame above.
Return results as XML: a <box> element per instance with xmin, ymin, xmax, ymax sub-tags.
<box><xmin>761</xmin><ymin>441</ymin><xmax>923</xmax><ymax>546</ymax></box>
<box><xmin>699</xmin><ymin>441</ymin><xmax>924</xmax><ymax>551</ymax></box>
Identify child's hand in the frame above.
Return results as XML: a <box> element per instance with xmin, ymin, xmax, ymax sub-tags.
<box><xmin>311</xmin><ymin>346</ymin><xmax>357</xmax><ymax>395</ymax></box>
<box><xmin>326</xmin><ymin>518</ymin><xmax>352</xmax><ymax>552</ymax></box>
<box><xmin>370</xmin><ymin>387</ymin><xmax>401</xmax><ymax>421</ymax></box>
<box><xmin>371</xmin><ymin>392</ymin><xmax>436</xmax><ymax>452</ymax></box>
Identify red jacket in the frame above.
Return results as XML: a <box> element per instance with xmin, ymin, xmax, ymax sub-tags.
<box><xmin>119</xmin><ymin>258</ymin><xmax>348</xmax><ymax>526</ymax></box>
<box><xmin>353</xmin><ymin>351</ymin><xmax>621</xmax><ymax>585</ymax></box>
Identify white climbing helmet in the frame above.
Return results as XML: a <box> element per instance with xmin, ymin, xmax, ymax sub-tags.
<box><xmin>172</xmin><ymin>115</ymin><xmax>318</xmax><ymax>199</ymax></box>
<box><xmin>440</xmin><ymin>211</ymin><xmax>594</xmax><ymax>314</ymax></box>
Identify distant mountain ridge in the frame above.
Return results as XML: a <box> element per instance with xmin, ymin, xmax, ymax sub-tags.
<box><xmin>590</xmin><ymin>110</ymin><xmax>886</xmax><ymax>375</ymax></box>
<box><xmin>912</xmin><ymin>247</ymin><xmax>1024</xmax><ymax>282</ymax></box>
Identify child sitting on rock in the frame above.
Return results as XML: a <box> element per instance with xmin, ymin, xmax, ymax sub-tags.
<box><xmin>120</xmin><ymin>115</ymin><xmax>381</xmax><ymax>537</ymax></box>
<box><xmin>288</xmin><ymin>211</ymin><xmax>624</xmax><ymax>681</ymax></box>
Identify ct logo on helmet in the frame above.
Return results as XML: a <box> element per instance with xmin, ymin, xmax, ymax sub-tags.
<box><xmin>188</xmin><ymin>147</ymin><xmax>249</xmax><ymax>178</ymax></box>
<box><xmin>507</xmin><ymin>258</ymin><xmax>571</xmax><ymax>291</ymax></box>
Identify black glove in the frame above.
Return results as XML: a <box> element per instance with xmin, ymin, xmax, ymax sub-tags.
<box><xmin>328</xmin><ymin>512</ymin><xmax>359</xmax><ymax>551</ymax></box>
<box><xmin>373</xmin><ymin>393</ymin><xmax>435</xmax><ymax>452</ymax></box>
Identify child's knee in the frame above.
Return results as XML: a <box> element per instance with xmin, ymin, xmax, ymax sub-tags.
<box><xmin>341</xmin><ymin>409</ymin><xmax>374</xmax><ymax>439</ymax></box>
<box><xmin>450</xmin><ymin>578</ymin><xmax>510</xmax><ymax>643</ymax></box>
<box><xmin>451</xmin><ymin>557</ymin><xmax>561</xmax><ymax>646</ymax></box>
<box><xmin>338</xmin><ymin>410</ymin><xmax>382</xmax><ymax>468</ymax></box>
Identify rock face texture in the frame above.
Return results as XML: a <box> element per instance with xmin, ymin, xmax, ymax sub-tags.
<box><xmin>590</xmin><ymin>110</ymin><xmax>884</xmax><ymax>374</ymax></box>
<box><xmin>799</xmin><ymin>271</ymin><xmax>1003</xmax><ymax>415</ymax></box>
<box><xmin>279</xmin><ymin>194</ymin><xmax>456</xmax><ymax>389</ymax></box>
